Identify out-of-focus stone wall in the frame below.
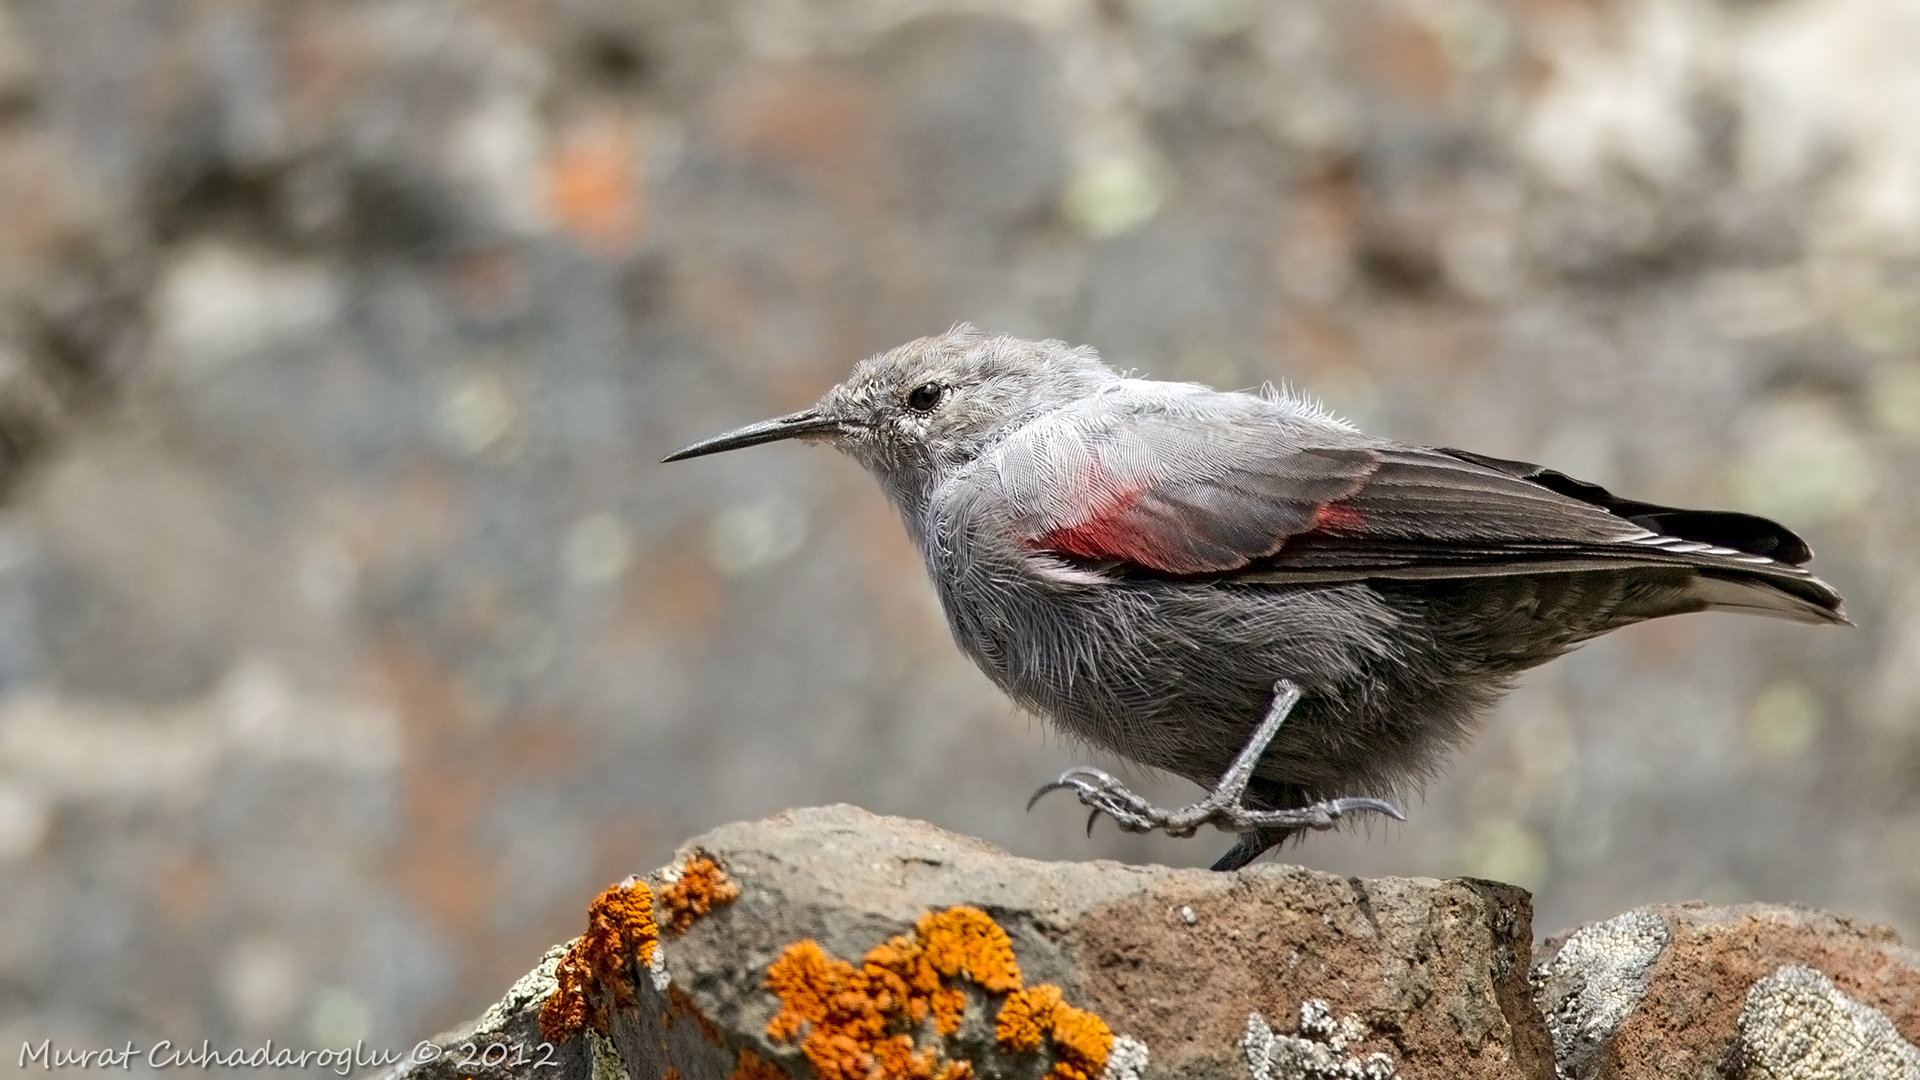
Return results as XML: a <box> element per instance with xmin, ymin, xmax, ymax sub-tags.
<box><xmin>1</xmin><ymin>0</ymin><xmax>1917</xmax><ymax>1057</ymax></box>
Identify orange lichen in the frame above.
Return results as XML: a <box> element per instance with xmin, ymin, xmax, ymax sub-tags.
<box><xmin>995</xmin><ymin>985</ymin><xmax>1114</xmax><ymax>1080</ymax></box>
<box><xmin>539</xmin><ymin>879</ymin><xmax>659</xmax><ymax>1043</ymax></box>
<box><xmin>915</xmin><ymin>908</ymin><xmax>1022</xmax><ymax>994</ymax></box>
<box><xmin>764</xmin><ymin>940</ymin><xmax>850</xmax><ymax>1043</ymax></box>
<box><xmin>663</xmin><ymin>1069</ymin><xmax>680</xmax><ymax>1080</ymax></box>
<box><xmin>994</xmin><ymin>984</ymin><xmax>1058</xmax><ymax>1052</ymax></box>
<box><xmin>540</xmin><ymin>957</ymin><xmax>590</xmax><ymax>1044</ymax></box>
<box><xmin>762</xmin><ymin>905</ymin><xmax>1106</xmax><ymax>1080</ymax></box>
<box><xmin>728</xmin><ymin>1050</ymin><xmax>789</xmax><ymax>1080</ymax></box>
<box><xmin>659</xmin><ymin>855</ymin><xmax>742</xmax><ymax>934</ymax></box>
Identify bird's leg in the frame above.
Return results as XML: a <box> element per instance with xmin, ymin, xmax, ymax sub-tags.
<box><xmin>1027</xmin><ymin>680</ymin><xmax>1405</xmax><ymax>841</ymax></box>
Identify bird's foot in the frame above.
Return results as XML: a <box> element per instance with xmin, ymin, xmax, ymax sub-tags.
<box><xmin>1025</xmin><ymin>679</ymin><xmax>1406</xmax><ymax>839</ymax></box>
<box><xmin>1027</xmin><ymin>766</ymin><xmax>1402</xmax><ymax>837</ymax></box>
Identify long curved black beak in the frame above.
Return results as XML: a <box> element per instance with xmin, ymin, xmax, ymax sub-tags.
<box><xmin>662</xmin><ymin>408</ymin><xmax>848</xmax><ymax>462</ymax></box>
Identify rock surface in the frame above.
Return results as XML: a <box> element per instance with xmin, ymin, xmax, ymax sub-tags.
<box><xmin>389</xmin><ymin>807</ymin><xmax>1920</xmax><ymax>1080</ymax></box>
<box><xmin>1535</xmin><ymin>903</ymin><xmax>1920</xmax><ymax>1080</ymax></box>
<box><xmin>394</xmin><ymin>805</ymin><xmax>1548</xmax><ymax>1080</ymax></box>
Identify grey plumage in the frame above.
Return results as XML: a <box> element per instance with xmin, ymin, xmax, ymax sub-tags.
<box><xmin>665</xmin><ymin>327</ymin><xmax>1846</xmax><ymax>870</ymax></box>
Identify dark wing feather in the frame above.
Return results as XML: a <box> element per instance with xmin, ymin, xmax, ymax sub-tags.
<box><xmin>1239</xmin><ymin>448</ymin><xmax>1843</xmax><ymax>623</ymax></box>
<box><xmin>1437</xmin><ymin>448</ymin><xmax>1813</xmax><ymax>564</ymax></box>
<box><xmin>995</xmin><ymin>408</ymin><xmax>1845</xmax><ymax>624</ymax></box>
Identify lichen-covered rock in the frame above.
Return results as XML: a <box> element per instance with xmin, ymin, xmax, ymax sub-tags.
<box><xmin>1533</xmin><ymin>903</ymin><xmax>1920</xmax><ymax>1079</ymax></box>
<box><xmin>1530</xmin><ymin>910</ymin><xmax>1670</xmax><ymax>1077</ymax></box>
<box><xmin>1243</xmin><ymin>1001</ymin><xmax>1401</xmax><ymax>1080</ymax></box>
<box><xmin>1723</xmin><ymin>965</ymin><xmax>1920</xmax><ymax>1080</ymax></box>
<box><xmin>389</xmin><ymin>812</ymin><xmax>1920</xmax><ymax>1080</ymax></box>
<box><xmin>387</xmin><ymin>806</ymin><xmax>1550</xmax><ymax>1080</ymax></box>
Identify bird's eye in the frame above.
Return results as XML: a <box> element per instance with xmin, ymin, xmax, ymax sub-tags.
<box><xmin>906</xmin><ymin>382</ymin><xmax>945</xmax><ymax>412</ymax></box>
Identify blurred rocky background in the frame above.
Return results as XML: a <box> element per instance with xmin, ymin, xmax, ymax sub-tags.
<box><xmin>1</xmin><ymin>0</ymin><xmax>1917</xmax><ymax>1065</ymax></box>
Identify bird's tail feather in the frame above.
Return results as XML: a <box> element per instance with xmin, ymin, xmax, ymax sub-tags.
<box><xmin>1687</xmin><ymin>571</ymin><xmax>1851</xmax><ymax>626</ymax></box>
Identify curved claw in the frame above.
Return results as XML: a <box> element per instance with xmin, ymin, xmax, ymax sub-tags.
<box><xmin>1026</xmin><ymin>780</ymin><xmax>1072</xmax><ymax>813</ymax></box>
<box><xmin>1250</xmin><ymin>796</ymin><xmax>1408</xmax><ymax>833</ymax></box>
<box><xmin>1059</xmin><ymin>765</ymin><xmax>1122</xmax><ymax>788</ymax></box>
<box><xmin>1026</xmin><ymin>776</ymin><xmax>1099</xmax><ymax>812</ymax></box>
<box><xmin>1333</xmin><ymin>797</ymin><xmax>1405</xmax><ymax>822</ymax></box>
<box><xmin>1086</xmin><ymin>809</ymin><xmax>1101</xmax><ymax>837</ymax></box>
<box><xmin>1026</xmin><ymin>765</ymin><xmax>1124</xmax><ymax>812</ymax></box>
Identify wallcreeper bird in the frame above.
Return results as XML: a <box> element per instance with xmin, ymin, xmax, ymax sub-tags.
<box><xmin>665</xmin><ymin>327</ymin><xmax>1847</xmax><ymax>871</ymax></box>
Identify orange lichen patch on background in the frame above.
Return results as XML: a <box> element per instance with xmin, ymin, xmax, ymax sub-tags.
<box><xmin>662</xmin><ymin>1069</ymin><xmax>680</xmax><ymax>1080</ymax></box>
<box><xmin>539</xmin><ymin>879</ymin><xmax>659</xmax><ymax>1043</ymax></box>
<box><xmin>544</xmin><ymin>118</ymin><xmax>644</xmax><ymax>253</ymax></box>
<box><xmin>761</xmin><ymin>905</ymin><xmax>1103</xmax><ymax>1080</ymax></box>
<box><xmin>995</xmin><ymin>985</ymin><xmax>1115</xmax><ymax>1080</ymax></box>
<box><xmin>663</xmin><ymin>984</ymin><xmax>724</xmax><ymax>1045</ymax></box>
<box><xmin>659</xmin><ymin>855</ymin><xmax>742</xmax><ymax>934</ymax></box>
<box><xmin>728</xmin><ymin>1049</ymin><xmax>789</xmax><ymax>1080</ymax></box>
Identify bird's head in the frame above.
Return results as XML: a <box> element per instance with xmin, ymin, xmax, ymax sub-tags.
<box><xmin>665</xmin><ymin>326</ymin><xmax>1115</xmax><ymax>502</ymax></box>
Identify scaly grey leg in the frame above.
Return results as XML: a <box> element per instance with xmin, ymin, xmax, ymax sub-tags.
<box><xmin>1027</xmin><ymin>680</ymin><xmax>1404</xmax><ymax>842</ymax></box>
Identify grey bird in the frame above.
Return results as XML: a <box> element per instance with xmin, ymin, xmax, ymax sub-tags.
<box><xmin>664</xmin><ymin>327</ymin><xmax>1847</xmax><ymax>871</ymax></box>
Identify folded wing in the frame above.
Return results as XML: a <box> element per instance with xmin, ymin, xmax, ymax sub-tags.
<box><xmin>991</xmin><ymin>401</ymin><xmax>1845</xmax><ymax>625</ymax></box>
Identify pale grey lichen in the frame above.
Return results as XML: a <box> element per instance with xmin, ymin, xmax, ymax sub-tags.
<box><xmin>1243</xmin><ymin>1000</ymin><xmax>1397</xmax><ymax>1080</ymax></box>
<box><xmin>473</xmin><ymin>941</ymin><xmax>570</xmax><ymax>1034</ymax></box>
<box><xmin>1723</xmin><ymin>964</ymin><xmax>1920</xmax><ymax>1080</ymax></box>
<box><xmin>585</xmin><ymin>1029</ymin><xmax>624</xmax><ymax>1080</ymax></box>
<box><xmin>1530</xmin><ymin>908</ymin><xmax>1670</xmax><ymax>1078</ymax></box>
<box><xmin>648</xmin><ymin>936</ymin><xmax>670</xmax><ymax>992</ymax></box>
<box><xmin>1100</xmin><ymin>1034</ymin><xmax>1150</xmax><ymax>1080</ymax></box>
